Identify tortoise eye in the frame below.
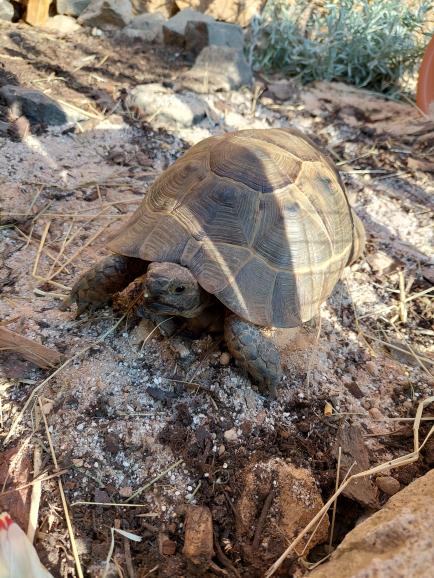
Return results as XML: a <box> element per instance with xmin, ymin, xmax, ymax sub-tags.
<box><xmin>174</xmin><ymin>285</ymin><xmax>185</xmax><ymax>293</ymax></box>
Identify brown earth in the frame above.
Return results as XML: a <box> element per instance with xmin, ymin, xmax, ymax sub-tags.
<box><xmin>0</xmin><ymin>18</ymin><xmax>433</xmax><ymax>578</ymax></box>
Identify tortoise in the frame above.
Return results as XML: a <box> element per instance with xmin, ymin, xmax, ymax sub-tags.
<box><xmin>62</xmin><ymin>128</ymin><xmax>365</xmax><ymax>396</ymax></box>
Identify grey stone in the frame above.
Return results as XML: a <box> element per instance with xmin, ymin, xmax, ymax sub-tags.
<box><xmin>43</xmin><ymin>15</ymin><xmax>82</xmax><ymax>34</ymax></box>
<box><xmin>118</xmin><ymin>11</ymin><xmax>164</xmax><ymax>43</ymax></box>
<box><xmin>57</xmin><ymin>0</ymin><xmax>91</xmax><ymax>16</ymax></box>
<box><xmin>0</xmin><ymin>0</ymin><xmax>13</xmax><ymax>21</ymax></box>
<box><xmin>129</xmin><ymin>11</ymin><xmax>164</xmax><ymax>30</ymax></box>
<box><xmin>78</xmin><ymin>0</ymin><xmax>132</xmax><ymax>29</ymax></box>
<box><xmin>179</xmin><ymin>46</ymin><xmax>252</xmax><ymax>93</ymax></box>
<box><xmin>126</xmin><ymin>83</ymin><xmax>207</xmax><ymax>127</ymax></box>
<box><xmin>163</xmin><ymin>7</ymin><xmax>214</xmax><ymax>47</ymax></box>
<box><xmin>0</xmin><ymin>85</ymin><xmax>88</xmax><ymax>126</ymax></box>
<box><xmin>185</xmin><ymin>21</ymin><xmax>244</xmax><ymax>55</ymax></box>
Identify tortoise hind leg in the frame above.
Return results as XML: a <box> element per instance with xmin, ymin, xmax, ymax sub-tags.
<box><xmin>224</xmin><ymin>314</ymin><xmax>282</xmax><ymax>398</ymax></box>
<box><xmin>61</xmin><ymin>254</ymin><xmax>147</xmax><ymax>316</ymax></box>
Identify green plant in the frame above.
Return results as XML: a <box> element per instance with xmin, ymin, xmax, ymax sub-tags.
<box><xmin>248</xmin><ymin>0</ymin><xmax>433</xmax><ymax>93</ymax></box>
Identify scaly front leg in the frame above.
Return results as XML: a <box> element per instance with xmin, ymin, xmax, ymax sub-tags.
<box><xmin>224</xmin><ymin>313</ymin><xmax>282</xmax><ymax>398</ymax></box>
<box><xmin>61</xmin><ymin>254</ymin><xmax>147</xmax><ymax>316</ymax></box>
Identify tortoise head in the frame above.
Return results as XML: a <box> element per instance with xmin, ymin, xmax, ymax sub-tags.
<box><xmin>142</xmin><ymin>262</ymin><xmax>208</xmax><ymax>318</ymax></box>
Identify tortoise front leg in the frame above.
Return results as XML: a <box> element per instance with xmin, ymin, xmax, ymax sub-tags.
<box><xmin>224</xmin><ymin>314</ymin><xmax>282</xmax><ymax>398</ymax></box>
<box><xmin>61</xmin><ymin>254</ymin><xmax>147</xmax><ymax>316</ymax></box>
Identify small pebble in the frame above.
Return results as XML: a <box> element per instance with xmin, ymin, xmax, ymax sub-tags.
<box><xmin>365</xmin><ymin>361</ymin><xmax>377</xmax><ymax>374</ymax></box>
<box><xmin>375</xmin><ymin>476</ymin><xmax>400</xmax><ymax>496</ymax></box>
<box><xmin>369</xmin><ymin>407</ymin><xmax>383</xmax><ymax>420</ymax></box>
<box><xmin>119</xmin><ymin>486</ymin><xmax>133</xmax><ymax>498</ymax></box>
<box><xmin>171</xmin><ymin>339</ymin><xmax>190</xmax><ymax>359</ymax></box>
<box><xmin>224</xmin><ymin>428</ymin><xmax>238</xmax><ymax>443</ymax></box>
<box><xmin>219</xmin><ymin>352</ymin><xmax>231</xmax><ymax>365</ymax></box>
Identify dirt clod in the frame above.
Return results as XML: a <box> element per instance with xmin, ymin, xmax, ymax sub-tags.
<box><xmin>182</xmin><ymin>504</ymin><xmax>214</xmax><ymax>566</ymax></box>
<box><xmin>375</xmin><ymin>476</ymin><xmax>401</xmax><ymax>496</ymax></box>
<box><xmin>236</xmin><ymin>458</ymin><xmax>329</xmax><ymax>565</ymax></box>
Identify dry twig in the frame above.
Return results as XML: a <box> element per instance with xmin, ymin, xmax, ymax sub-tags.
<box><xmin>0</xmin><ymin>326</ymin><xmax>62</xmax><ymax>369</ymax></box>
<box><xmin>38</xmin><ymin>398</ymin><xmax>84</xmax><ymax>578</ymax></box>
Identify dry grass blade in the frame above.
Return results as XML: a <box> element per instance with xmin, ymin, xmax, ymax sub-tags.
<box><xmin>125</xmin><ymin>459</ymin><xmax>184</xmax><ymax>503</ymax></box>
<box><xmin>33</xmin><ymin>288</ymin><xmax>69</xmax><ymax>299</ymax></box>
<box><xmin>328</xmin><ymin>446</ymin><xmax>341</xmax><ymax>551</ymax></box>
<box><xmin>139</xmin><ymin>317</ymin><xmax>174</xmax><ymax>352</ymax></box>
<box><xmin>47</xmin><ymin>218</ymin><xmax>75</xmax><ymax>278</ymax></box>
<box><xmin>265</xmin><ymin>396</ymin><xmax>434</xmax><ymax>577</ymax></box>
<box><xmin>15</xmin><ymin>226</ymin><xmax>63</xmax><ymax>268</ymax></box>
<box><xmin>38</xmin><ymin>397</ymin><xmax>84</xmax><ymax>578</ymax></box>
<box><xmin>71</xmin><ymin>500</ymin><xmax>147</xmax><ymax>508</ymax></box>
<box><xmin>362</xmin><ymin>332</ymin><xmax>434</xmax><ymax>368</ymax></box>
<box><xmin>0</xmin><ymin>469</ymin><xmax>69</xmax><ymax>497</ymax></box>
<box><xmin>0</xmin><ymin>326</ymin><xmax>63</xmax><ymax>369</ymax></box>
<box><xmin>398</xmin><ymin>271</ymin><xmax>407</xmax><ymax>323</ymax></box>
<box><xmin>48</xmin><ymin>221</ymin><xmax>111</xmax><ymax>281</ymax></box>
<box><xmin>27</xmin><ymin>444</ymin><xmax>42</xmax><ymax>543</ymax></box>
<box><xmin>27</xmin><ymin>184</ymin><xmax>45</xmax><ymax>215</ymax></box>
<box><xmin>32</xmin><ymin>220</ymin><xmax>51</xmax><ymax>278</ymax></box>
<box><xmin>55</xmin><ymin>97</ymin><xmax>104</xmax><ymax>120</ymax></box>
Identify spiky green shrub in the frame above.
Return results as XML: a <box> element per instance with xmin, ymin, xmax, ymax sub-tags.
<box><xmin>249</xmin><ymin>0</ymin><xmax>433</xmax><ymax>93</ymax></box>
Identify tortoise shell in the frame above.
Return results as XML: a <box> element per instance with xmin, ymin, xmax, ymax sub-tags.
<box><xmin>108</xmin><ymin>128</ymin><xmax>363</xmax><ymax>327</ymax></box>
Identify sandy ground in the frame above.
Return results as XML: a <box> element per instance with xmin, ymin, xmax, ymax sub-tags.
<box><xmin>0</xmin><ymin>20</ymin><xmax>433</xmax><ymax>578</ymax></box>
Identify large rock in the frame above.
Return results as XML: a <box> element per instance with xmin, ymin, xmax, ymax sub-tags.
<box><xmin>309</xmin><ymin>469</ymin><xmax>434</xmax><ymax>578</ymax></box>
<box><xmin>56</xmin><ymin>0</ymin><xmax>91</xmax><ymax>16</ymax></box>
<box><xmin>131</xmin><ymin>0</ymin><xmax>175</xmax><ymax>18</ymax></box>
<box><xmin>185</xmin><ymin>20</ymin><xmax>244</xmax><ymax>54</ymax></box>
<box><xmin>78</xmin><ymin>0</ymin><xmax>133</xmax><ymax>29</ymax></box>
<box><xmin>236</xmin><ymin>459</ymin><xmax>329</xmax><ymax>561</ymax></box>
<box><xmin>118</xmin><ymin>12</ymin><xmax>164</xmax><ymax>43</ymax></box>
<box><xmin>126</xmin><ymin>83</ymin><xmax>207</xmax><ymax>127</ymax></box>
<box><xmin>179</xmin><ymin>46</ymin><xmax>252</xmax><ymax>93</ymax></box>
<box><xmin>163</xmin><ymin>7</ymin><xmax>214</xmax><ymax>47</ymax></box>
<box><xmin>0</xmin><ymin>0</ymin><xmax>13</xmax><ymax>21</ymax></box>
<box><xmin>0</xmin><ymin>85</ymin><xmax>88</xmax><ymax>126</ymax></box>
<box><xmin>176</xmin><ymin>0</ymin><xmax>265</xmax><ymax>26</ymax></box>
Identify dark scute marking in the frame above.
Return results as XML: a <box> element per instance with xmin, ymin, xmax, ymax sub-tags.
<box><xmin>217</xmin><ymin>257</ymin><xmax>276</xmax><ymax>325</ymax></box>
<box><xmin>137</xmin><ymin>217</ymin><xmax>189</xmax><ymax>262</ymax></box>
<box><xmin>179</xmin><ymin>175</ymin><xmax>259</xmax><ymax>246</ymax></box>
<box><xmin>295</xmin><ymin>162</ymin><xmax>352</xmax><ymax>256</ymax></box>
<box><xmin>271</xmin><ymin>272</ymin><xmax>302</xmax><ymax>328</ymax></box>
<box><xmin>232</xmin><ymin>127</ymin><xmax>322</xmax><ymax>162</ymax></box>
<box><xmin>149</xmin><ymin>156</ymin><xmax>209</xmax><ymax>212</ymax></box>
<box><xmin>209</xmin><ymin>136</ymin><xmax>300</xmax><ymax>193</ymax></box>
<box><xmin>187</xmin><ymin>243</ymin><xmax>252</xmax><ymax>294</ymax></box>
<box><xmin>252</xmin><ymin>195</ymin><xmax>298</xmax><ymax>268</ymax></box>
